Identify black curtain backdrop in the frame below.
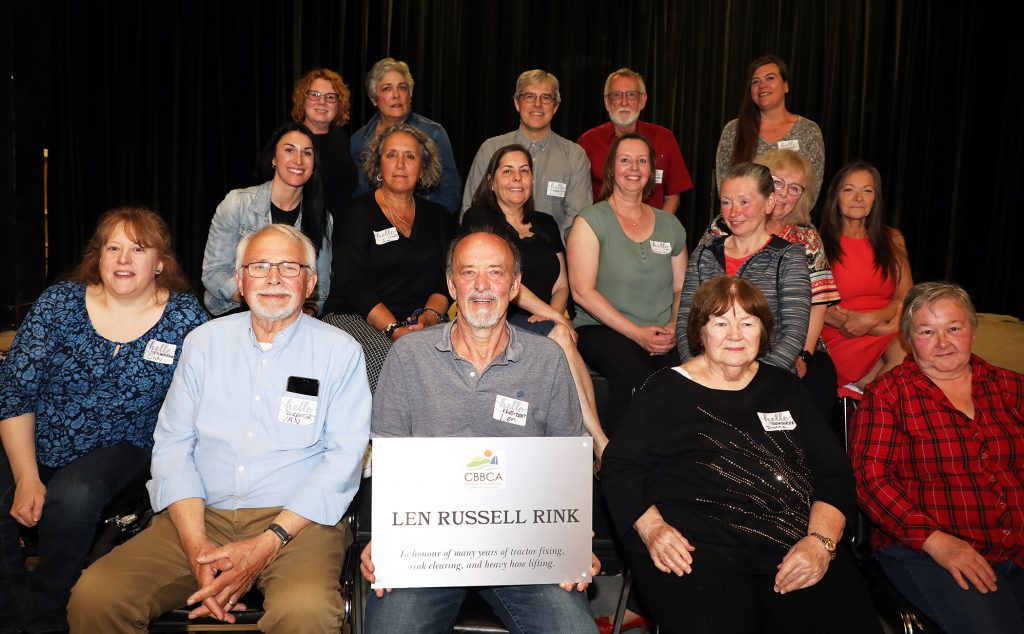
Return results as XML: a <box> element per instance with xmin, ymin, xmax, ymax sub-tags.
<box><xmin>24</xmin><ymin>0</ymin><xmax>1021</xmax><ymax>319</ymax></box>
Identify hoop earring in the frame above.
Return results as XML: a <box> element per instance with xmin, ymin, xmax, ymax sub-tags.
<box><xmin>376</xmin><ymin>174</ymin><xmax>383</xmax><ymax>182</ymax></box>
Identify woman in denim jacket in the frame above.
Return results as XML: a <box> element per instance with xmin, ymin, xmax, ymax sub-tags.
<box><xmin>202</xmin><ymin>121</ymin><xmax>332</xmax><ymax>316</ymax></box>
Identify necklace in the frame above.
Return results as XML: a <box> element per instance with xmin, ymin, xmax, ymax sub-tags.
<box><xmin>380</xmin><ymin>189</ymin><xmax>413</xmax><ymax>235</ymax></box>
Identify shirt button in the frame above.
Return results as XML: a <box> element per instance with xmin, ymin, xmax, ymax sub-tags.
<box><xmin>981</xmin><ymin>452</ymin><xmax>988</xmax><ymax>459</ymax></box>
<box><xmin>262</xmin><ymin>359</ymin><xmax>268</xmax><ymax>365</ymax></box>
<box><xmin>990</xmin><ymin>475</ymin><xmax>997</xmax><ymax>483</ymax></box>
<box><xmin>999</xmin><ymin>502</ymin><xmax>1007</xmax><ymax>509</ymax></box>
<box><xmin>469</xmin><ymin>371</ymin><xmax>476</xmax><ymax>377</ymax></box>
<box><xmin>1004</xmin><ymin>529</ymin><xmax>1012</xmax><ymax>535</ymax></box>
<box><xmin>255</xmin><ymin>395</ymin><xmax>261</xmax><ymax>401</ymax></box>
<box><xmin>238</xmin><ymin>466</ymin><xmax>245</xmax><ymax>472</ymax></box>
<box><xmin>247</xmin><ymin>431</ymin><xmax>254</xmax><ymax>438</ymax></box>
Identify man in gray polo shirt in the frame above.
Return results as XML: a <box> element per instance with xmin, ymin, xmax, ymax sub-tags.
<box><xmin>360</xmin><ymin>231</ymin><xmax>598</xmax><ymax>633</ymax></box>
<box><xmin>461</xmin><ymin>70</ymin><xmax>593</xmax><ymax>240</ymax></box>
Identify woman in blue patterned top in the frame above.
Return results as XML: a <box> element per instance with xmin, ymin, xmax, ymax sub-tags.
<box><xmin>0</xmin><ymin>207</ymin><xmax>208</xmax><ymax>633</ymax></box>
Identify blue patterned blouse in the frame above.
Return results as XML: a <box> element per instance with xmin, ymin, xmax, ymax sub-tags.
<box><xmin>0</xmin><ymin>281</ymin><xmax>208</xmax><ymax>467</ymax></box>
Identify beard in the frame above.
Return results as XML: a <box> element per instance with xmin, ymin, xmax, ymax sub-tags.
<box><xmin>609</xmin><ymin>107</ymin><xmax>640</xmax><ymax>127</ymax></box>
<box><xmin>461</xmin><ymin>290</ymin><xmax>504</xmax><ymax>329</ymax></box>
<box><xmin>249</xmin><ymin>287</ymin><xmax>300</xmax><ymax>320</ymax></box>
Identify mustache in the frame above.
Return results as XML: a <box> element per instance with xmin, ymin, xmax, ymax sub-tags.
<box><xmin>254</xmin><ymin>288</ymin><xmax>295</xmax><ymax>299</ymax></box>
<box><xmin>467</xmin><ymin>290</ymin><xmax>498</xmax><ymax>303</ymax></box>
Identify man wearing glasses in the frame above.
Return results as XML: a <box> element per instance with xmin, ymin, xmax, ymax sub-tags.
<box><xmin>70</xmin><ymin>224</ymin><xmax>371</xmax><ymax>633</ymax></box>
<box><xmin>462</xmin><ymin>69</ymin><xmax>592</xmax><ymax>240</ymax></box>
<box><xmin>577</xmin><ymin>68</ymin><xmax>693</xmax><ymax>214</ymax></box>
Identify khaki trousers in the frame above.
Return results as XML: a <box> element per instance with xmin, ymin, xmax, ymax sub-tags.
<box><xmin>68</xmin><ymin>506</ymin><xmax>350</xmax><ymax>634</ymax></box>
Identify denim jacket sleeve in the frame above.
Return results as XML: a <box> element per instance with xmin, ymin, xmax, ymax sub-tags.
<box><xmin>201</xmin><ymin>183</ymin><xmax>269</xmax><ymax>315</ymax></box>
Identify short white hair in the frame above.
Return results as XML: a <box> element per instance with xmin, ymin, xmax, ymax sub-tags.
<box><xmin>235</xmin><ymin>224</ymin><xmax>317</xmax><ymax>273</ymax></box>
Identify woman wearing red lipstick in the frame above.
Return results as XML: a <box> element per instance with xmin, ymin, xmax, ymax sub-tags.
<box><xmin>201</xmin><ymin>121</ymin><xmax>330</xmax><ymax>317</ymax></box>
<box><xmin>462</xmin><ymin>144</ymin><xmax>609</xmax><ymax>457</ymax></box>
<box><xmin>0</xmin><ymin>208</ymin><xmax>207</xmax><ymax>632</ymax></box>
<box><xmin>323</xmin><ymin>123</ymin><xmax>452</xmax><ymax>392</ymax></box>
<box><xmin>819</xmin><ymin>160</ymin><xmax>912</xmax><ymax>391</ymax></box>
<box><xmin>716</xmin><ymin>55</ymin><xmax>825</xmax><ymax>207</ymax></box>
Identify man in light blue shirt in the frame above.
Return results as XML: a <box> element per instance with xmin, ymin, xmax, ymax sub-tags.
<box><xmin>69</xmin><ymin>224</ymin><xmax>371</xmax><ymax>634</ymax></box>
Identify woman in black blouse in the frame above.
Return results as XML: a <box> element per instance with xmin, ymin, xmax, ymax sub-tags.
<box><xmin>462</xmin><ymin>145</ymin><xmax>608</xmax><ymax>456</ymax></box>
<box><xmin>322</xmin><ymin>123</ymin><xmax>452</xmax><ymax>391</ymax></box>
<box><xmin>601</xmin><ymin>276</ymin><xmax>879</xmax><ymax>633</ymax></box>
<box><xmin>290</xmin><ymin>68</ymin><xmax>359</xmax><ymax>218</ymax></box>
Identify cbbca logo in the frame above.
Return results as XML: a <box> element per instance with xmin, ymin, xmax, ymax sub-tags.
<box><xmin>463</xmin><ymin>449</ymin><xmax>505</xmax><ymax>489</ymax></box>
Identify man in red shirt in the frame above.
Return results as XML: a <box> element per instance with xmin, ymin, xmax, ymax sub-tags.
<box><xmin>577</xmin><ymin>68</ymin><xmax>692</xmax><ymax>214</ymax></box>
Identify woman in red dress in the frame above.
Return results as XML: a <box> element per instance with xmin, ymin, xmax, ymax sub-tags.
<box><xmin>820</xmin><ymin>161</ymin><xmax>912</xmax><ymax>390</ymax></box>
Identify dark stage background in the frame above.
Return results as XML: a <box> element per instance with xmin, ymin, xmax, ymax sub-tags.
<box><xmin>5</xmin><ymin>0</ymin><xmax>1021</xmax><ymax>327</ymax></box>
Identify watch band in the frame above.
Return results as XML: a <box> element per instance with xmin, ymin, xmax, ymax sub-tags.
<box><xmin>265</xmin><ymin>522</ymin><xmax>294</xmax><ymax>547</ymax></box>
<box><xmin>382</xmin><ymin>321</ymin><xmax>402</xmax><ymax>339</ymax></box>
<box><xmin>810</xmin><ymin>531</ymin><xmax>837</xmax><ymax>560</ymax></box>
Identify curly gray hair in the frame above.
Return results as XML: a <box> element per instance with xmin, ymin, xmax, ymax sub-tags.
<box><xmin>362</xmin><ymin>123</ymin><xmax>442</xmax><ymax>190</ymax></box>
<box><xmin>366</xmin><ymin>57</ymin><xmax>414</xmax><ymax>105</ymax></box>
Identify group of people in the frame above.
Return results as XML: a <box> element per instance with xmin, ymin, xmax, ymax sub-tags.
<box><xmin>0</xmin><ymin>53</ymin><xmax>1021</xmax><ymax>634</ymax></box>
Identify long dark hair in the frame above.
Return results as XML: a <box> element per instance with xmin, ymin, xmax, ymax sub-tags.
<box><xmin>819</xmin><ymin>160</ymin><xmax>904</xmax><ymax>282</ymax></box>
<box><xmin>472</xmin><ymin>144</ymin><xmax>541</xmax><ymax>228</ymax></box>
<box><xmin>257</xmin><ymin>121</ymin><xmax>326</xmax><ymax>255</ymax></box>
<box><xmin>730</xmin><ymin>55</ymin><xmax>790</xmax><ymax>168</ymax></box>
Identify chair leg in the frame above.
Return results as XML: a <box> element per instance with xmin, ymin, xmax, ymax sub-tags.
<box><xmin>612</xmin><ymin>568</ymin><xmax>632</xmax><ymax>634</ymax></box>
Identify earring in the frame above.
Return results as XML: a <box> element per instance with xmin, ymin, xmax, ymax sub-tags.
<box><xmin>156</xmin><ymin>266</ymin><xmax>163</xmax><ymax>275</ymax></box>
<box><xmin>272</xmin><ymin>161</ymin><xmax>277</xmax><ymax>167</ymax></box>
<box><xmin>376</xmin><ymin>174</ymin><xmax>383</xmax><ymax>182</ymax></box>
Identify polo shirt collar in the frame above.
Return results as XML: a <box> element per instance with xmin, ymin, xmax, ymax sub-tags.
<box><xmin>435</xmin><ymin>319</ymin><xmax>524</xmax><ymax>365</ymax></box>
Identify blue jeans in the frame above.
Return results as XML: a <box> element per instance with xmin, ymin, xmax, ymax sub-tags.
<box><xmin>364</xmin><ymin>585</ymin><xmax>598</xmax><ymax>634</ymax></box>
<box><xmin>877</xmin><ymin>545</ymin><xmax>1024</xmax><ymax>634</ymax></box>
<box><xmin>0</xmin><ymin>442</ymin><xmax>150</xmax><ymax>633</ymax></box>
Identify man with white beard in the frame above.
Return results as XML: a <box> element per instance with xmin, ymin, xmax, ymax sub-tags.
<box><xmin>577</xmin><ymin>67</ymin><xmax>693</xmax><ymax>214</ymax></box>
<box><xmin>69</xmin><ymin>224</ymin><xmax>371</xmax><ymax>633</ymax></box>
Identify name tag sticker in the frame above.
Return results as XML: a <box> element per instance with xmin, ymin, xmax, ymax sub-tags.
<box><xmin>546</xmin><ymin>181</ymin><xmax>567</xmax><ymax>198</ymax></box>
<box><xmin>758</xmin><ymin>410</ymin><xmax>797</xmax><ymax>431</ymax></box>
<box><xmin>143</xmin><ymin>340</ymin><xmax>176</xmax><ymax>365</ymax></box>
<box><xmin>493</xmin><ymin>394</ymin><xmax>529</xmax><ymax>426</ymax></box>
<box><xmin>655</xmin><ymin>169</ymin><xmax>664</xmax><ymax>184</ymax></box>
<box><xmin>279</xmin><ymin>392</ymin><xmax>317</xmax><ymax>426</ymax></box>
<box><xmin>374</xmin><ymin>227</ymin><xmax>400</xmax><ymax>245</ymax></box>
<box><xmin>777</xmin><ymin>139</ymin><xmax>800</xmax><ymax>151</ymax></box>
<box><xmin>649</xmin><ymin>240</ymin><xmax>672</xmax><ymax>255</ymax></box>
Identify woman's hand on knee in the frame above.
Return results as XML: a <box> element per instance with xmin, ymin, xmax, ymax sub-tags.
<box><xmin>774</xmin><ymin>536</ymin><xmax>830</xmax><ymax>593</ymax></box>
<box><xmin>634</xmin><ymin>506</ymin><xmax>695</xmax><ymax>576</ymax></box>
<box><xmin>11</xmin><ymin>478</ymin><xmax>46</xmax><ymax>527</ymax></box>
<box><xmin>923</xmin><ymin>531</ymin><xmax>998</xmax><ymax>593</ymax></box>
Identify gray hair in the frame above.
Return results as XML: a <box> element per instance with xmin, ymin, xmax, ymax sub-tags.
<box><xmin>361</xmin><ymin>123</ymin><xmax>442</xmax><ymax>190</ymax></box>
<box><xmin>235</xmin><ymin>224</ymin><xmax>317</xmax><ymax>273</ymax></box>
<box><xmin>514</xmin><ymin>69</ymin><xmax>561</xmax><ymax>104</ymax></box>
<box><xmin>603</xmin><ymin>67</ymin><xmax>647</xmax><ymax>96</ymax></box>
<box><xmin>901</xmin><ymin>282</ymin><xmax>979</xmax><ymax>340</ymax></box>
<box><xmin>366</xmin><ymin>57</ymin><xmax>415</xmax><ymax>105</ymax></box>
<box><xmin>445</xmin><ymin>230</ymin><xmax>522</xmax><ymax>279</ymax></box>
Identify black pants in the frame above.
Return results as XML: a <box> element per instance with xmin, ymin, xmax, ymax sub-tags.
<box><xmin>625</xmin><ymin>542</ymin><xmax>881</xmax><ymax>634</ymax></box>
<box><xmin>576</xmin><ymin>325</ymin><xmax>679</xmax><ymax>435</ymax></box>
<box><xmin>802</xmin><ymin>348</ymin><xmax>839</xmax><ymax>434</ymax></box>
<box><xmin>0</xmin><ymin>442</ymin><xmax>150</xmax><ymax>633</ymax></box>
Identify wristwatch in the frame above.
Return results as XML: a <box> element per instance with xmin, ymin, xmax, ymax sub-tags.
<box><xmin>799</xmin><ymin>350</ymin><xmax>813</xmax><ymax>364</ymax></box>
<box><xmin>810</xmin><ymin>532</ymin><xmax>837</xmax><ymax>560</ymax></box>
<box><xmin>265</xmin><ymin>523</ymin><xmax>294</xmax><ymax>548</ymax></box>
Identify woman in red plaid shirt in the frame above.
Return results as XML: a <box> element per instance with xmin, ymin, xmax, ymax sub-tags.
<box><xmin>852</xmin><ymin>282</ymin><xmax>1024</xmax><ymax>634</ymax></box>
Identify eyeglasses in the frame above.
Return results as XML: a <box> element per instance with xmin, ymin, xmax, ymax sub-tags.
<box><xmin>306</xmin><ymin>90</ymin><xmax>340</xmax><ymax>104</ymax></box>
<box><xmin>605</xmin><ymin>90</ymin><xmax>643</xmax><ymax>102</ymax></box>
<box><xmin>517</xmin><ymin>92</ymin><xmax>555</xmax><ymax>105</ymax></box>
<box><xmin>772</xmin><ymin>177</ymin><xmax>806</xmax><ymax>197</ymax></box>
<box><xmin>242</xmin><ymin>261</ymin><xmax>310</xmax><ymax>278</ymax></box>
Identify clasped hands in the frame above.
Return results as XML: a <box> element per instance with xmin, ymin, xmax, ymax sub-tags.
<box><xmin>184</xmin><ymin>532</ymin><xmax>281</xmax><ymax>622</ymax></box>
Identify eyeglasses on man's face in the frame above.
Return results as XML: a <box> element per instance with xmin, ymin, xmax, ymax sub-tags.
<box><xmin>306</xmin><ymin>90</ymin><xmax>340</xmax><ymax>104</ymax></box>
<box><xmin>242</xmin><ymin>261</ymin><xmax>310</xmax><ymax>278</ymax></box>
<box><xmin>517</xmin><ymin>92</ymin><xmax>555</xmax><ymax>105</ymax></box>
<box><xmin>606</xmin><ymin>90</ymin><xmax>643</xmax><ymax>102</ymax></box>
